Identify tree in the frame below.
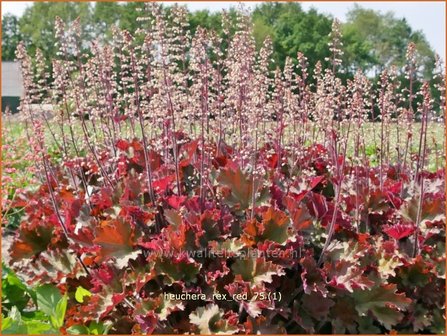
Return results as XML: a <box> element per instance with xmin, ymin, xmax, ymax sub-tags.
<box><xmin>118</xmin><ymin>2</ymin><xmax>142</xmax><ymax>32</ymax></box>
<box><xmin>344</xmin><ymin>4</ymin><xmax>436</xmax><ymax>79</ymax></box>
<box><xmin>252</xmin><ymin>3</ymin><xmax>373</xmax><ymax>79</ymax></box>
<box><xmin>18</xmin><ymin>2</ymin><xmax>92</xmax><ymax>60</ymax></box>
<box><xmin>91</xmin><ymin>2</ymin><xmax>122</xmax><ymax>40</ymax></box>
<box><xmin>8</xmin><ymin>1</ymin><xmax>438</xmax><ymax>84</ymax></box>
<box><xmin>188</xmin><ymin>10</ymin><xmax>222</xmax><ymax>35</ymax></box>
<box><xmin>2</xmin><ymin>14</ymin><xmax>22</xmax><ymax>61</ymax></box>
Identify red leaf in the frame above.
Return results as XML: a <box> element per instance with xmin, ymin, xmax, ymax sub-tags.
<box><xmin>9</xmin><ymin>221</ymin><xmax>54</xmax><ymax>262</ymax></box>
<box><xmin>284</xmin><ymin>196</ymin><xmax>312</xmax><ymax>231</ymax></box>
<box><xmin>116</xmin><ymin>139</ymin><xmax>130</xmax><ymax>151</ymax></box>
<box><xmin>121</xmin><ymin>206</ymin><xmax>154</xmax><ymax>225</ymax></box>
<box><xmin>130</xmin><ymin>139</ymin><xmax>144</xmax><ymax>151</ymax></box>
<box><xmin>217</xmin><ymin>166</ymin><xmax>253</xmax><ymax>210</ymax></box>
<box><xmin>163</xmin><ymin>221</ymin><xmax>187</xmax><ymax>251</ymax></box>
<box><xmin>383</xmin><ymin>224</ymin><xmax>415</xmax><ymax>240</ymax></box>
<box><xmin>179</xmin><ymin>139</ymin><xmax>199</xmax><ymax>167</ymax></box>
<box><xmin>135</xmin><ymin>313</ymin><xmax>157</xmax><ymax>334</ymax></box>
<box><xmin>300</xmin><ymin>254</ymin><xmax>328</xmax><ymax>296</ymax></box>
<box><xmin>302</xmin><ymin>292</ymin><xmax>335</xmax><ymax>319</ymax></box>
<box><xmin>326</xmin><ymin>259</ymin><xmax>375</xmax><ymax>292</ymax></box>
<box><xmin>90</xmin><ymin>187</ymin><xmax>113</xmax><ymax>215</ymax></box>
<box><xmin>270</xmin><ymin>184</ymin><xmax>284</xmax><ymax>208</ymax></box>
<box><xmin>167</xmin><ymin>195</ymin><xmax>187</xmax><ymax>210</ymax></box>
<box><xmin>93</xmin><ymin>218</ymin><xmax>138</xmax><ymax>267</ymax></box>
<box><xmin>243</xmin><ymin>208</ymin><xmax>290</xmax><ymax>245</ymax></box>
<box><xmin>309</xmin><ymin>176</ymin><xmax>324</xmax><ymax>190</ymax></box>
<box><xmin>267</xmin><ymin>153</ymin><xmax>279</xmax><ymax>169</ymax></box>
<box><xmin>153</xmin><ymin>175</ymin><xmax>174</xmax><ymax>192</ymax></box>
<box><xmin>59</xmin><ymin>187</ymin><xmax>75</xmax><ymax>202</ymax></box>
<box><xmin>212</xmin><ymin>155</ymin><xmax>228</xmax><ymax>169</ymax></box>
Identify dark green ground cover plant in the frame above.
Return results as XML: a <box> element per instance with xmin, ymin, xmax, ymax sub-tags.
<box><xmin>2</xmin><ymin>3</ymin><xmax>445</xmax><ymax>334</ymax></box>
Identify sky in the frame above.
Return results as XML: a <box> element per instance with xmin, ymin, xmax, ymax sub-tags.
<box><xmin>2</xmin><ymin>1</ymin><xmax>445</xmax><ymax>59</ymax></box>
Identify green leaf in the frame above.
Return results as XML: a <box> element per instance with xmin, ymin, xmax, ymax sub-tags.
<box><xmin>36</xmin><ymin>284</ymin><xmax>62</xmax><ymax>317</ymax></box>
<box><xmin>217</xmin><ymin>167</ymin><xmax>253</xmax><ymax>211</ymax></box>
<box><xmin>155</xmin><ymin>258</ymin><xmax>201</xmax><ymax>284</ymax></box>
<box><xmin>36</xmin><ymin>284</ymin><xmax>67</xmax><ymax>330</ymax></box>
<box><xmin>243</xmin><ymin>208</ymin><xmax>291</xmax><ymax>245</ymax></box>
<box><xmin>75</xmin><ymin>286</ymin><xmax>92</xmax><ymax>303</ymax></box>
<box><xmin>1</xmin><ymin>317</ymin><xmax>13</xmax><ymax>331</ymax></box>
<box><xmin>88</xmin><ymin>321</ymin><xmax>113</xmax><ymax>335</ymax></box>
<box><xmin>23</xmin><ymin>320</ymin><xmax>55</xmax><ymax>334</ymax></box>
<box><xmin>67</xmin><ymin>321</ymin><xmax>113</xmax><ymax>335</ymax></box>
<box><xmin>2</xmin><ymin>321</ymin><xmax>28</xmax><ymax>334</ymax></box>
<box><xmin>357</xmin><ymin>316</ymin><xmax>381</xmax><ymax>334</ymax></box>
<box><xmin>1</xmin><ymin>264</ymin><xmax>33</xmax><ymax>312</ymax></box>
<box><xmin>302</xmin><ymin>292</ymin><xmax>334</xmax><ymax>319</ymax></box>
<box><xmin>2</xmin><ymin>307</ymin><xmax>56</xmax><ymax>334</ymax></box>
<box><xmin>371</xmin><ymin>306</ymin><xmax>405</xmax><ymax>330</ymax></box>
<box><xmin>67</xmin><ymin>325</ymin><xmax>90</xmax><ymax>335</ymax></box>
<box><xmin>50</xmin><ymin>295</ymin><xmax>67</xmax><ymax>329</ymax></box>
<box><xmin>260</xmin><ymin>207</ymin><xmax>290</xmax><ymax>244</ymax></box>
<box><xmin>1</xmin><ymin>307</ymin><xmax>27</xmax><ymax>334</ymax></box>
<box><xmin>231</xmin><ymin>257</ymin><xmax>285</xmax><ymax>285</ymax></box>
<box><xmin>353</xmin><ymin>284</ymin><xmax>411</xmax><ymax>330</ymax></box>
<box><xmin>21</xmin><ymin>310</ymin><xmax>49</xmax><ymax>322</ymax></box>
<box><xmin>377</xmin><ymin>253</ymin><xmax>403</xmax><ymax>278</ymax></box>
<box><xmin>430</xmin><ymin>308</ymin><xmax>446</xmax><ymax>334</ymax></box>
<box><xmin>189</xmin><ymin>304</ymin><xmax>238</xmax><ymax>334</ymax></box>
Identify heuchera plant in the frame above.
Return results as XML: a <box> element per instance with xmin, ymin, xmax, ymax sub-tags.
<box><xmin>3</xmin><ymin>4</ymin><xmax>445</xmax><ymax>334</ymax></box>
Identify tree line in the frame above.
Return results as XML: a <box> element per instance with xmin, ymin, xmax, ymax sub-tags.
<box><xmin>2</xmin><ymin>1</ymin><xmax>441</xmax><ymax>109</ymax></box>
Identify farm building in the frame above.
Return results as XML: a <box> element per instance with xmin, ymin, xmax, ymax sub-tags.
<box><xmin>2</xmin><ymin>61</ymin><xmax>24</xmax><ymax>114</ymax></box>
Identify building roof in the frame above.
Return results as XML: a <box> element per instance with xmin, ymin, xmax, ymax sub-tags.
<box><xmin>2</xmin><ymin>61</ymin><xmax>24</xmax><ymax>97</ymax></box>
